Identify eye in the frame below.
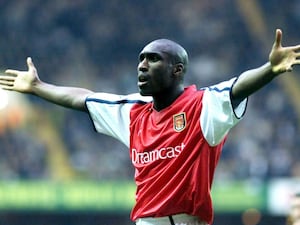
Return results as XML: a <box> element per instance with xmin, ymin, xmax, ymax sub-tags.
<box><xmin>139</xmin><ymin>53</ymin><xmax>162</xmax><ymax>63</ymax></box>
<box><xmin>139</xmin><ymin>53</ymin><xmax>145</xmax><ymax>62</ymax></box>
<box><xmin>148</xmin><ymin>53</ymin><xmax>161</xmax><ymax>62</ymax></box>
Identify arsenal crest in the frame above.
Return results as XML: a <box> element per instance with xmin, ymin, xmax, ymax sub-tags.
<box><xmin>173</xmin><ymin>112</ymin><xmax>186</xmax><ymax>132</ymax></box>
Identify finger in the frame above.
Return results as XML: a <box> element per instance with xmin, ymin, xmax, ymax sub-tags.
<box><xmin>291</xmin><ymin>44</ymin><xmax>300</xmax><ymax>52</ymax></box>
<box><xmin>274</xmin><ymin>29</ymin><xmax>282</xmax><ymax>48</ymax></box>
<box><xmin>0</xmin><ymin>75</ymin><xmax>16</xmax><ymax>81</ymax></box>
<box><xmin>0</xmin><ymin>78</ymin><xmax>15</xmax><ymax>89</ymax></box>
<box><xmin>0</xmin><ymin>80</ymin><xmax>14</xmax><ymax>86</ymax></box>
<box><xmin>293</xmin><ymin>59</ymin><xmax>300</xmax><ymax>65</ymax></box>
<box><xmin>5</xmin><ymin>69</ymin><xmax>19</xmax><ymax>75</ymax></box>
<box><xmin>0</xmin><ymin>85</ymin><xmax>13</xmax><ymax>91</ymax></box>
<box><xmin>27</xmin><ymin>57</ymin><xmax>35</xmax><ymax>72</ymax></box>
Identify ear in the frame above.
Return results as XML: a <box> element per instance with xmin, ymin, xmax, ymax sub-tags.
<box><xmin>173</xmin><ymin>63</ymin><xmax>184</xmax><ymax>76</ymax></box>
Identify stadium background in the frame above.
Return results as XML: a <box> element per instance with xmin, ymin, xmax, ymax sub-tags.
<box><xmin>0</xmin><ymin>0</ymin><xmax>300</xmax><ymax>224</ymax></box>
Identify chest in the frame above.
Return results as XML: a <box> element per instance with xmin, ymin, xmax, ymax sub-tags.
<box><xmin>130</xmin><ymin>92</ymin><xmax>203</xmax><ymax>153</ymax></box>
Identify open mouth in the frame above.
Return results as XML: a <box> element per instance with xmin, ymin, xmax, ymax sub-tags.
<box><xmin>138</xmin><ymin>74</ymin><xmax>148</xmax><ymax>87</ymax></box>
<box><xmin>138</xmin><ymin>80</ymin><xmax>148</xmax><ymax>87</ymax></box>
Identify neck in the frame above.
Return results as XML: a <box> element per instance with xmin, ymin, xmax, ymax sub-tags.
<box><xmin>152</xmin><ymin>85</ymin><xmax>184</xmax><ymax>111</ymax></box>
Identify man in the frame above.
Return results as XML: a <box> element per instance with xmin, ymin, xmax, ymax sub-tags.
<box><xmin>287</xmin><ymin>193</ymin><xmax>300</xmax><ymax>225</ymax></box>
<box><xmin>0</xmin><ymin>29</ymin><xmax>300</xmax><ymax>225</ymax></box>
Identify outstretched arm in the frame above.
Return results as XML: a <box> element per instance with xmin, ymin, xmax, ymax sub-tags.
<box><xmin>0</xmin><ymin>57</ymin><xmax>93</xmax><ymax>111</ymax></box>
<box><xmin>231</xmin><ymin>29</ymin><xmax>300</xmax><ymax>102</ymax></box>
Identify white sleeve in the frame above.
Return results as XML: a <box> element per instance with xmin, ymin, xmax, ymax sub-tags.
<box><xmin>200</xmin><ymin>77</ymin><xmax>248</xmax><ymax>146</ymax></box>
<box><xmin>85</xmin><ymin>93</ymin><xmax>152</xmax><ymax>148</ymax></box>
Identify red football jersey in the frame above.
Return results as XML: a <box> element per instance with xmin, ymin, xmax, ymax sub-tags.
<box><xmin>85</xmin><ymin>79</ymin><xmax>247</xmax><ymax>224</ymax></box>
<box><xmin>129</xmin><ymin>86</ymin><xmax>225</xmax><ymax>223</ymax></box>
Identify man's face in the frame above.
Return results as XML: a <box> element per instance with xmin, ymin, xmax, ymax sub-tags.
<box><xmin>137</xmin><ymin>41</ymin><xmax>174</xmax><ymax>96</ymax></box>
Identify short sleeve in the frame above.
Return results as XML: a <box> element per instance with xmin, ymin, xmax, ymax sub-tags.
<box><xmin>85</xmin><ymin>93</ymin><xmax>152</xmax><ymax>147</ymax></box>
<box><xmin>200</xmin><ymin>77</ymin><xmax>248</xmax><ymax>146</ymax></box>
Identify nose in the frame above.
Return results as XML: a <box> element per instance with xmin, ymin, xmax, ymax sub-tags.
<box><xmin>138</xmin><ymin>58</ymin><xmax>148</xmax><ymax>72</ymax></box>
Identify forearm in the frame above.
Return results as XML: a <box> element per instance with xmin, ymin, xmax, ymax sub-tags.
<box><xmin>231</xmin><ymin>62</ymin><xmax>278</xmax><ymax>100</ymax></box>
<box><xmin>32</xmin><ymin>81</ymin><xmax>93</xmax><ymax>111</ymax></box>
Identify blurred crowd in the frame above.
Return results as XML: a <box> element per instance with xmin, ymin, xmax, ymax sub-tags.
<box><xmin>0</xmin><ymin>0</ymin><xmax>300</xmax><ymax>182</ymax></box>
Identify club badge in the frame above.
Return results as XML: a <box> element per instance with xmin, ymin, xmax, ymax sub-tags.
<box><xmin>173</xmin><ymin>112</ymin><xmax>186</xmax><ymax>132</ymax></box>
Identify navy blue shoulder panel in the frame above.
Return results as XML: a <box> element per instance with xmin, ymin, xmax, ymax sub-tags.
<box><xmin>201</xmin><ymin>86</ymin><xmax>231</xmax><ymax>92</ymax></box>
<box><xmin>86</xmin><ymin>97</ymin><xmax>150</xmax><ymax>105</ymax></box>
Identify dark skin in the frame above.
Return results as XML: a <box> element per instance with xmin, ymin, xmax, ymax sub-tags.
<box><xmin>137</xmin><ymin>39</ymin><xmax>185</xmax><ymax>111</ymax></box>
<box><xmin>0</xmin><ymin>29</ymin><xmax>300</xmax><ymax>113</ymax></box>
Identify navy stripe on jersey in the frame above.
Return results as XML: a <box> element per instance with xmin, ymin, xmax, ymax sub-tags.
<box><xmin>201</xmin><ymin>86</ymin><xmax>231</xmax><ymax>92</ymax></box>
<box><xmin>86</xmin><ymin>98</ymin><xmax>150</xmax><ymax>105</ymax></box>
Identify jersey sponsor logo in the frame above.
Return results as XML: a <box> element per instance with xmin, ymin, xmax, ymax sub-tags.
<box><xmin>131</xmin><ymin>143</ymin><xmax>185</xmax><ymax>165</ymax></box>
<box><xmin>173</xmin><ymin>112</ymin><xmax>186</xmax><ymax>132</ymax></box>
